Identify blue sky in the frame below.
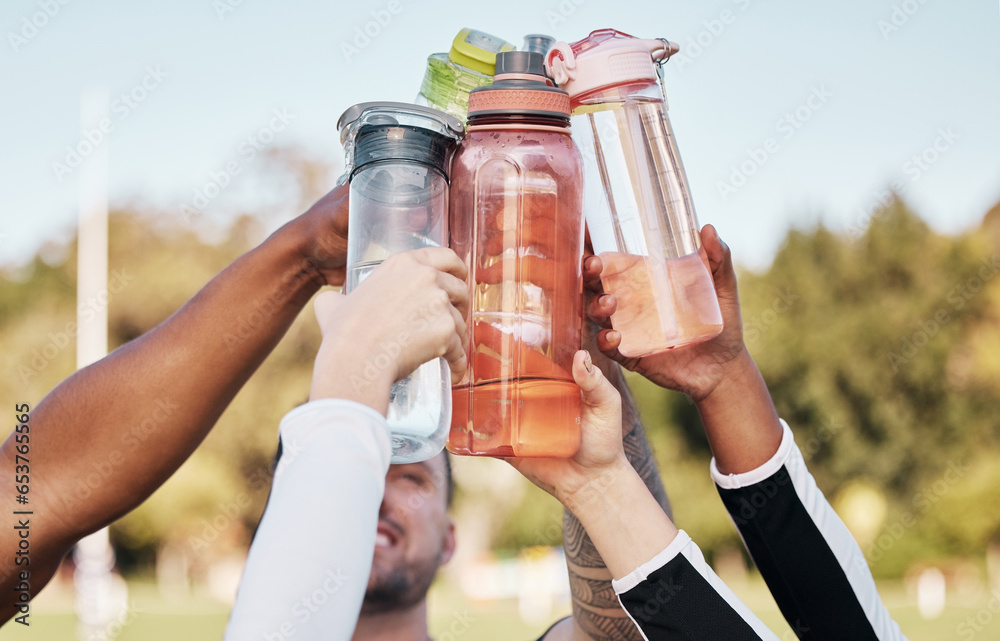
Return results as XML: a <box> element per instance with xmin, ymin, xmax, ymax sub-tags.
<box><xmin>1</xmin><ymin>0</ymin><xmax>998</xmax><ymax>269</ymax></box>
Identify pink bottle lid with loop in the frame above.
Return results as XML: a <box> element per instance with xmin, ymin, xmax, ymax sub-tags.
<box><xmin>545</xmin><ymin>29</ymin><xmax>679</xmax><ymax>106</ymax></box>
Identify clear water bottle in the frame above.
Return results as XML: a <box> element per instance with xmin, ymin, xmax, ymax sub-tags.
<box><xmin>546</xmin><ymin>30</ymin><xmax>723</xmax><ymax>357</ymax></box>
<box><xmin>414</xmin><ymin>27</ymin><xmax>514</xmax><ymax>121</ymax></box>
<box><xmin>336</xmin><ymin>101</ymin><xmax>465</xmax><ymax>463</ymax></box>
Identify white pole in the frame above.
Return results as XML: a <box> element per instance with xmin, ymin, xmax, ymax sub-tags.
<box><xmin>74</xmin><ymin>86</ymin><xmax>127</xmax><ymax>641</ymax></box>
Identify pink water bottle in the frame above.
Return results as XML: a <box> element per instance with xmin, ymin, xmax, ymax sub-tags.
<box><xmin>546</xmin><ymin>29</ymin><xmax>723</xmax><ymax>357</ymax></box>
<box><xmin>448</xmin><ymin>51</ymin><xmax>585</xmax><ymax>458</ymax></box>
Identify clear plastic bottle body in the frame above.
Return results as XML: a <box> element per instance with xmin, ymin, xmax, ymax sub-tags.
<box><xmin>573</xmin><ymin>82</ymin><xmax>722</xmax><ymax>357</ymax></box>
<box><xmin>448</xmin><ymin>125</ymin><xmax>585</xmax><ymax>457</ymax></box>
<box><xmin>415</xmin><ymin>53</ymin><xmax>495</xmax><ymax>121</ymax></box>
<box><xmin>345</xmin><ymin>161</ymin><xmax>452</xmax><ymax>463</ymax></box>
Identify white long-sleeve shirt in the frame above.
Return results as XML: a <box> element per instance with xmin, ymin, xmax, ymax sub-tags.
<box><xmin>224</xmin><ymin>399</ymin><xmax>390</xmax><ymax>641</ymax></box>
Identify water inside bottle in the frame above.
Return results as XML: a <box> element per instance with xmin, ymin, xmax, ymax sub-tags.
<box><xmin>599</xmin><ymin>251</ymin><xmax>722</xmax><ymax>357</ymax></box>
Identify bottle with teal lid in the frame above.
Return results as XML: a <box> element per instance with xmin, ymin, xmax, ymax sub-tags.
<box><xmin>415</xmin><ymin>27</ymin><xmax>515</xmax><ymax>121</ymax></box>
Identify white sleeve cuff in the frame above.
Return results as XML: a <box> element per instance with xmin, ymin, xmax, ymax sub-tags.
<box><xmin>710</xmin><ymin>419</ymin><xmax>794</xmax><ymax>490</ymax></box>
<box><xmin>611</xmin><ymin>530</ymin><xmax>692</xmax><ymax>595</ymax></box>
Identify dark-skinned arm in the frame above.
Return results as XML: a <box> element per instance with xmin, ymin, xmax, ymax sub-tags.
<box><xmin>0</xmin><ymin>185</ymin><xmax>350</xmax><ymax>620</ymax></box>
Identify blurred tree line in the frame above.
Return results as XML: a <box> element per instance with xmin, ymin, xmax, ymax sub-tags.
<box><xmin>2</xmin><ymin>148</ymin><xmax>999</xmax><ymax>583</ymax></box>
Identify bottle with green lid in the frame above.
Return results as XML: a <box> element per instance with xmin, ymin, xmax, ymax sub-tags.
<box><xmin>415</xmin><ymin>27</ymin><xmax>515</xmax><ymax>121</ymax></box>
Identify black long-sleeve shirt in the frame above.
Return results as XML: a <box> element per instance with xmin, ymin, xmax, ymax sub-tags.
<box><xmin>608</xmin><ymin>421</ymin><xmax>907</xmax><ymax>640</ymax></box>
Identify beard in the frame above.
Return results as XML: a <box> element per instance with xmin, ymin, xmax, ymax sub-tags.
<box><xmin>361</xmin><ymin>548</ymin><xmax>443</xmax><ymax>615</ymax></box>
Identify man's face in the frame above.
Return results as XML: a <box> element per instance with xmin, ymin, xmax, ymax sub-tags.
<box><xmin>362</xmin><ymin>452</ymin><xmax>455</xmax><ymax>614</ymax></box>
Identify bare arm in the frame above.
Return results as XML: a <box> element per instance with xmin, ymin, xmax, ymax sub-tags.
<box><xmin>556</xmin><ymin>362</ymin><xmax>671</xmax><ymax>641</ymax></box>
<box><xmin>545</xmin><ymin>257</ymin><xmax>671</xmax><ymax>641</ymax></box>
<box><xmin>0</xmin><ymin>185</ymin><xmax>350</xmax><ymax>617</ymax></box>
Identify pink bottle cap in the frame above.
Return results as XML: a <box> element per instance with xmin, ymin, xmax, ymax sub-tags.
<box><xmin>544</xmin><ymin>29</ymin><xmax>679</xmax><ymax>104</ymax></box>
<box><xmin>468</xmin><ymin>51</ymin><xmax>570</xmax><ymax>118</ymax></box>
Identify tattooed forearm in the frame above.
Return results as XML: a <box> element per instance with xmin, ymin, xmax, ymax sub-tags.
<box><xmin>574</xmin><ymin>606</ymin><xmax>648</xmax><ymax>640</ymax></box>
<box><xmin>564</xmin><ymin>362</ymin><xmax>672</xmax><ymax>640</ymax></box>
<box><xmin>567</xmin><ymin>565</ymin><xmax>619</xmax><ymax>609</ymax></box>
<box><xmin>563</xmin><ymin>510</ymin><xmax>608</xmax><ymax>568</ymax></box>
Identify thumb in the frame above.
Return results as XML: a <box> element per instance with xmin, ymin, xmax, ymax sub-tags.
<box><xmin>700</xmin><ymin>224</ymin><xmax>738</xmax><ymax>304</ymax></box>
<box><xmin>313</xmin><ymin>290</ymin><xmax>346</xmax><ymax>337</ymax></box>
<box><xmin>573</xmin><ymin>351</ymin><xmax>621</xmax><ymax>423</ymax></box>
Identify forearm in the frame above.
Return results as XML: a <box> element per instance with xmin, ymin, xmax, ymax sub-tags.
<box><xmin>564</xmin><ymin>467</ymin><xmax>779</xmax><ymax>641</ymax></box>
<box><xmin>562</xmin><ymin>359</ymin><xmax>671</xmax><ymax>641</ymax></box>
<box><xmin>226</xmin><ymin>400</ymin><xmax>390</xmax><ymax>640</ymax></box>
<box><xmin>7</xmin><ymin>218</ymin><xmax>322</xmax><ymax>552</ymax></box>
<box><xmin>713</xmin><ymin>422</ymin><xmax>906</xmax><ymax>640</ymax></box>
<box><xmin>694</xmin><ymin>348</ymin><xmax>783</xmax><ymax>475</ymax></box>
<box><xmin>563</xmin><ymin>462</ymin><xmax>677</xmax><ymax>580</ymax></box>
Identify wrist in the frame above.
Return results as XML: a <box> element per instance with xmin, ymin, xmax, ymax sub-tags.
<box><xmin>559</xmin><ymin>461</ymin><xmax>679</xmax><ymax>580</ymax></box>
<box><xmin>693</xmin><ymin>346</ymin><xmax>757</xmax><ymax>409</ymax></box>
<box><xmin>274</xmin><ymin>216</ymin><xmax>330</xmax><ymax>290</ymax></box>
<box><xmin>308</xmin><ymin>334</ymin><xmax>398</xmax><ymax>415</ymax></box>
<box><xmin>693</xmin><ymin>346</ymin><xmax>783</xmax><ymax>475</ymax></box>
<box><xmin>556</xmin><ymin>455</ymin><xmax>634</xmax><ymax>516</ymax></box>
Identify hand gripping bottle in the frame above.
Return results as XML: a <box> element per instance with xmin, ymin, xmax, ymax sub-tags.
<box><xmin>337</xmin><ymin>101</ymin><xmax>465</xmax><ymax>463</ymax></box>
<box><xmin>415</xmin><ymin>27</ymin><xmax>516</xmax><ymax>121</ymax></box>
<box><xmin>546</xmin><ymin>29</ymin><xmax>723</xmax><ymax>357</ymax></box>
<box><xmin>448</xmin><ymin>51</ymin><xmax>585</xmax><ymax>458</ymax></box>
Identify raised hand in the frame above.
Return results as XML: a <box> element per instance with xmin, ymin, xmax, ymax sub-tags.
<box><xmin>504</xmin><ymin>350</ymin><xmax>628</xmax><ymax>504</ymax></box>
<box><xmin>309</xmin><ymin>248</ymin><xmax>469</xmax><ymax>411</ymax></box>
<box><xmin>588</xmin><ymin>224</ymin><xmax>747</xmax><ymax>402</ymax></box>
<box><xmin>292</xmin><ymin>182</ymin><xmax>352</xmax><ymax>287</ymax></box>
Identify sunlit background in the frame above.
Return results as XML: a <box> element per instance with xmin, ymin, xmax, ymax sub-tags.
<box><xmin>2</xmin><ymin>0</ymin><xmax>999</xmax><ymax>639</ymax></box>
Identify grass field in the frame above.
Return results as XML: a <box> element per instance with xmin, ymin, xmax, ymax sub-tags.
<box><xmin>2</xmin><ymin>578</ymin><xmax>997</xmax><ymax>640</ymax></box>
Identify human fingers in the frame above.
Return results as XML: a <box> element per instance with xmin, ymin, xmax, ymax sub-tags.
<box><xmin>442</xmin><ymin>327</ymin><xmax>469</xmax><ymax>384</ymax></box>
<box><xmin>586</xmin><ymin>293</ymin><xmax>617</xmax><ymax>330</ymax></box>
<box><xmin>572</xmin><ymin>350</ymin><xmax>622</xmax><ymax>434</ymax></box>
<box><xmin>437</xmin><ymin>271</ymin><xmax>470</xmax><ymax>321</ymax></box>
<box><xmin>410</xmin><ymin>247</ymin><xmax>469</xmax><ymax>281</ymax></box>
<box><xmin>583</xmin><ymin>254</ymin><xmax>605</xmax><ymax>294</ymax></box>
